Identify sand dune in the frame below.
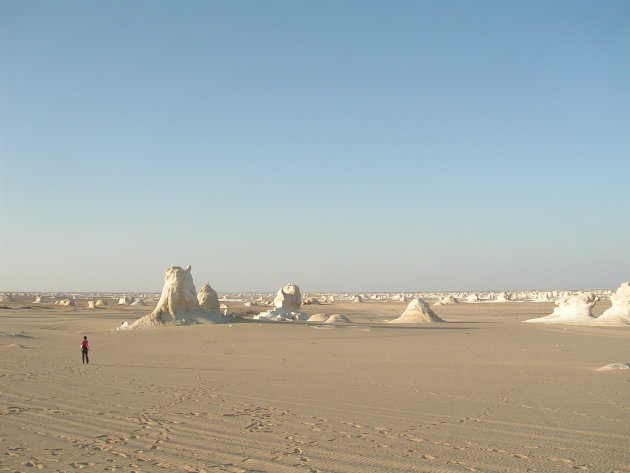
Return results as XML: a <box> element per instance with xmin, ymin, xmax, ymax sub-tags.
<box><xmin>0</xmin><ymin>299</ymin><xmax>628</xmax><ymax>473</ymax></box>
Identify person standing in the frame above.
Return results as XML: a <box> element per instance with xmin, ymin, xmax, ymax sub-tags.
<box><xmin>81</xmin><ymin>336</ymin><xmax>89</xmax><ymax>364</ymax></box>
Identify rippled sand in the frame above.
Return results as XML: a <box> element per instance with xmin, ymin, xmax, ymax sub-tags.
<box><xmin>1</xmin><ymin>299</ymin><xmax>628</xmax><ymax>473</ymax></box>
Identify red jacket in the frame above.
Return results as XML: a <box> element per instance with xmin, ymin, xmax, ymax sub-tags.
<box><xmin>81</xmin><ymin>340</ymin><xmax>89</xmax><ymax>350</ymax></box>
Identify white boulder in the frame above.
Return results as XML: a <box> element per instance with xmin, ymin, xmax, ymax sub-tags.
<box><xmin>273</xmin><ymin>283</ymin><xmax>302</xmax><ymax>310</ymax></box>
<box><xmin>387</xmin><ymin>298</ymin><xmax>444</xmax><ymax>323</ymax></box>
<box><xmin>254</xmin><ymin>283</ymin><xmax>307</xmax><ymax>321</ymax></box>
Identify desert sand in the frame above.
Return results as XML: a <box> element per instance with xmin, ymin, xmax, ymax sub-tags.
<box><xmin>1</xmin><ymin>296</ymin><xmax>629</xmax><ymax>473</ymax></box>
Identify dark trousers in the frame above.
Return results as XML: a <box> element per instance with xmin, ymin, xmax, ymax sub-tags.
<box><xmin>82</xmin><ymin>348</ymin><xmax>89</xmax><ymax>364</ymax></box>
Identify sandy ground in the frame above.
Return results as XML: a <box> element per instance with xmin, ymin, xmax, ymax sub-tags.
<box><xmin>1</xmin><ymin>299</ymin><xmax>629</xmax><ymax>473</ymax></box>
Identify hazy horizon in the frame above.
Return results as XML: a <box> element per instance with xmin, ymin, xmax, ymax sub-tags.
<box><xmin>1</xmin><ymin>1</ymin><xmax>628</xmax><ymax>293</ymax></box>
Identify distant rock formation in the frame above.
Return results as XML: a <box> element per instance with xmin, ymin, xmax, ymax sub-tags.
<box><xmin>524</xmin><ymin>292</ymin><xmax>598</xmax><ymax>324</ymax></box>
<box><xmin>391</xmin><ymin>293</ymin><xmax>407</xmax><ymax>302</ymax></box>
<box><xmin>535</xmin><ymin>292</ymin><xmax>553</xmax><ymax>302</ymax></box>
<box><xmin>435</xmin><ymin>295</ymin><xmax>458</xmax><ymax>305</ymax></box>
<box><xmin>254</xmin><ymin>283</ymin><xmax>307</xmax><ymax>321</ymax></box>
<box><xmin>496</xmin><ymin>292</ymin><xmax>512</xmax><ymax>302</ymax></box>
<box><xmin>95</xmin><ymin>299</ymin><xmax>108</xmax><ymax>306</ymax></box>
<box><xmin>466</xmin><ymin>293</ymin><xmax>479</xmax><ymax>303</ymax></box>
<box><xmin>388</xmin><ymin>298</ymin><xmax>444</xmax><ymax>323</ymax></box>
<box><xmin>123</xmin><ymin>266</ymin><xmax>224</xmax><ymax>329</ymax></box>
<box><xmin>118</xmin><ymin>296</ymin><xmax>132</xmax><ymax>305</ymax></box>
<box><xmin>590</xmin><ymin>282</ymin><xmax>630</xmax><ymax>326</ymax></box>
<box><xmin>303</xmin><ymin>297</ymin><xmax>321</xmax><ymax>305</ymax></box>
<box><xmin>130</xmin><ymin>299</ymin><xmax>146</xmax><ymax>306</ymax></box>
<box><xmin>197</xmin><ymin>283</ymin><xmax>220</xmax><ymax>311</ymax></box>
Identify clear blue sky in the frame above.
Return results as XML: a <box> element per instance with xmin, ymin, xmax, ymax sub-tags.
<box><xmin>1</xmin><ymin>0</ymin><xmax>628</xmax><ymax>292</ymax></box>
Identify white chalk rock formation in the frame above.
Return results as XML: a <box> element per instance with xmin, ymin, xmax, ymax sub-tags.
<box><xmin>197</xmin><ymin>283</ymin><xmax>220</xmax><ymax>311</ymax></box>
<box><xmin>124</xmin><ymin>266</ymin><xmax>224</xmax><ymax>329</ymax></box>
<box><xmin>323</xmin><ymin>313</ymin><xmax>353</xmax><ymax>324</ymax></box>
<box><xmin>435</xmin><ymin>295</ymin><xmax>458</xmax><ymax>305</ymax></box>
<box><xmin>130</xmin><ymin>299</ymin><xmax>146</xmax><ymax>306</ymax></box>
<box><xmin>254</xmin><ymin>283</ymin><xmax>307</xmax><ymax>321</ymax></box>
<box><xmin>590</xmin><ymin>282</ymin><xmax>630</xmax><ymax>326</ymax></box>
<box><xmin>351</xmin><ymin>295</ymin><xmax>363</xmax><ymax>303</ymax></box>
<box><xmin>95</xmin><ymin>299</ymin><xmax>108</xmax><ymax>306</ymax></box>
<box><xmin>466</xmin><ymin>293</ymin><xmax>479</xmax><ymax>303</ymax></box>
<box><xmin>273</xmin><ymin>283</ymin><xmax>302</xmax><ymax>310</ymax></box>
<box><xmin>0</xmin><ymin>294</ymin><xmax>14</xmax><ymax>303</ymax></box>
<box><xmin>496</xmin><ymin>292</ymin><xmax>512</xmax><ymax>302</ymax></box>
<box><xmin>303</xmin><ymin>297</ymin><xmax>321</xmax><ymax>305</ymax></box>
<box><xmin>391</xmin><ymin>293</ymin><xmax>406</xmax><ymax>302</ymax></box>
<box><xmin>535</xmin><ymin>292</ymin><xmax>553</xmax><ymax>302</ymax></box>
<box><xmin>524</xmin><ymin>292</ymin><xmax>598</xmax><ymax>324</ymax></box>
<box><xmin>87</xmin><ymin>301</ymin><xmax>96</xmax><ymax>309</ymax></box>
<box><xmin>387</xmin><ymin>298</ymin><xmax>444</xmax><ymax>323</ymax></box>
<box><xmin>118</xmin><ymin>297</ymin><xmax>132</xmax><ymax>305</ymax></box>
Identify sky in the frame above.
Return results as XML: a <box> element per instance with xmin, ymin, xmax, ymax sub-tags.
<box><xmin>1</xmin><ymin>0</ymin><xmax>628</xmax><ymax>293</ymax></box>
